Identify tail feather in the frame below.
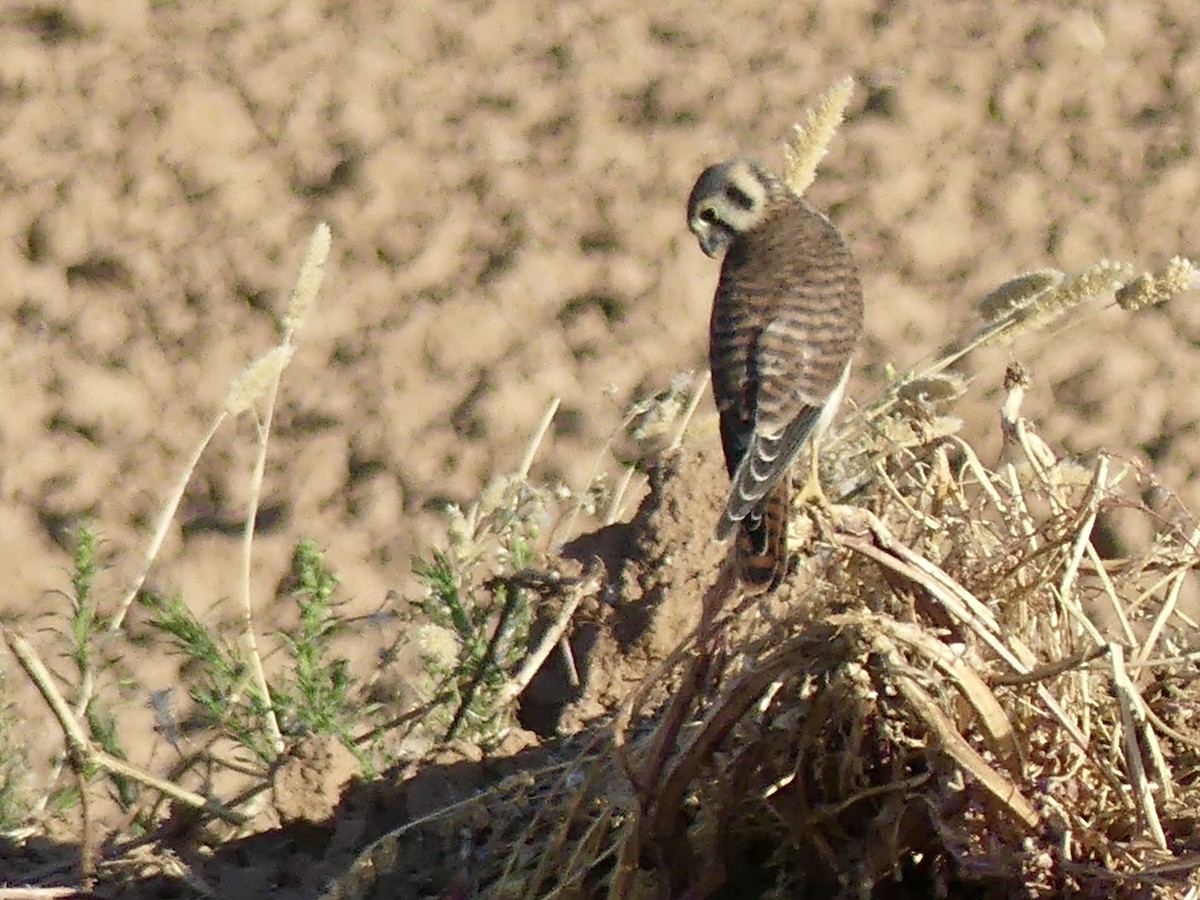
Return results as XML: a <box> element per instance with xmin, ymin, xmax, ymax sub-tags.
<box><xmin>735</xmin><ymin>476</ymin><xmax>790</xmax><ymax>593</ymax></box>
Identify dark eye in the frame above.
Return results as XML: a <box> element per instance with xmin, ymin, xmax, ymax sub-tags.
<box><xmin>698</xmin><ymin>207</ymin><xmax>719</xmax><ymax>225</ymax></box>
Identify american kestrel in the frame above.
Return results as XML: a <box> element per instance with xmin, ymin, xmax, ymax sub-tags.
<box><xmin>687</xmin><ymin>158</ymin><xmax>863</xmax><ymax>592</ymax></box>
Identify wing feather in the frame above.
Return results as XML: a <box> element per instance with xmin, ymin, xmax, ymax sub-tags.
<box><xmin>709</xmin><ymin>197</ymin><xmax>863</xmax><ymax>541</ymax></box>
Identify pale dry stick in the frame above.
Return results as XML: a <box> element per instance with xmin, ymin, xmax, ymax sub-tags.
<box><xmin>1140</xmin><ymin>702</ymin><xmax>1176</xmax><ymax>804</ymax></box>
<box><xmin>237</xmin><ymin>223</ymin><xmax>330</xmax><ymax>757</ymax></box>
<box><xmin>0</xmin><ymin>889</ymin><xmax>86</xmax><ymax>898</ymax></box>
<box><xmin>1083</xmin><ymin>540</ymin><xmax>1133</xmax><ymax>644</ymax></box>
<box><xmin>1016</xmin><ymin>424</ymin><xmax>1073</xmax><ymax>510</ymax></box>
<box><xmin>946</xmin><ymin>435</ymin><xmax>1009</xmax><ymax>512</ymax></box>
<box><xmin>1125</xmin><ymin>568</ymin><xmax>1183</xmax><ymax>624</ymax></box>
<box><xmin>1067</xmin><ymin>457</ymin><xmax>1136</xmax><ymax>647</ymax></box>
<box><xmin>1052</xmin><ymin>457</ymin><xmax>1110</xmax><ymax>648</ymax></box>
<box><xmin>495</xmin><ymin>568</ymin><xmax>599</xmax><ymax>708</ymax></box>
<box><xmin>872</xmin><ymin>459</ymin><xmax>943</xmax><ymax>531</ymax></box>
<box><xmin>1109</xmin><ymin>643</ymin><xmax>1167</xmax><ymax>850</ymax></box>
<box><xmin>1079</xmin><ymin>650</ymin><xmax>1094</xmax><ymax>744</ymax></box>
<box><xmin>511</xmin><ymin>395</ymin><xmax>584</xmax><ymax>687</ymax></box>
<box><xmin>1135</xmin><ymin>521</ymin><xmax>1200</xmax><ymax>667</ymax></box>
<box><xmin>1099</xmin><ymin>585</ymin><xmax>1180</xmax><ymax>798</ymax></box>
<box><xmin>603</xmin><ymin>464</ymin><xmax>637</xmax><ymax>526</ymax></box>
<box><xmin>1129</xmin><ymin>648</ymin><xmax>1200</xmax><ymax>668</ymax></box>
<box><xmin>517</xmin><ymin>396</ymin><xmax>561</xmax><ymax>481</ymax></box>
<box><xmin>108</xmin><ymin>411</ymin><xmax>227</xmax><ymax>636</ymax></box>
<box><xmin>1000</xmin><ymin>464</ymin><xmax>1039</xmax><ymax>552</ymax></box>
<box><xmin>3</xmin><ymin>627</ymin><xmax>246</xmax><ymax>827</ymax></box>
<box><xmin>1172</xmin><ymin>605</ymin><xmax>1200</xmax><ymax>630</ymax></box>
<box><xmin>913</xmin><ymin>443</ymin><xmax>958</xmax><ymax>523</ymax></box>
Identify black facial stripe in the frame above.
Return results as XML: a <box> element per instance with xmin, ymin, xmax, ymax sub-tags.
<box><xmin>725</xmin><ymin>184</ymin><xmax>755</xmax><ymax>211</ymax></box>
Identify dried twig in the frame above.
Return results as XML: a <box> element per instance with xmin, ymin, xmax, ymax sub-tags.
<box><xmin>3</xmin><ymin>627</ymin><xmax>246</xmax><ymax>827</ymax></box>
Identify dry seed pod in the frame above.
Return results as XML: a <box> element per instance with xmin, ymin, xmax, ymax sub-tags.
<box><xmin>1000</xmin><ymin>259</ymin><xmax>1132</xmax><ymax>343</ymax></box>
<box><xmin>283</xmin><ymin>222</ymin><xmax>332</xmax><ymax>336</ymax></box>
<box><xmin>224</xmin><ymin>346</ymin><xmax>295</xmax><ymax>415</ymax></box>
<box><xmin>783</xmin><ymin>76</ymin><xmax>855</xmax><ymax>197</ymax></box>
<box><xmin>896</xmin><ymin>372</ymin><xmax>969</xmax><ymax>408</ymax></box>
<box><xmin>1115</xmin><ymin>256</ymin><xmax>1199</xmax><ymax>311</ymax></box>
<box><xmin>976</xmin><ymin>269</ymin><xmax>1064</xmax><ymax>323</ymax></box>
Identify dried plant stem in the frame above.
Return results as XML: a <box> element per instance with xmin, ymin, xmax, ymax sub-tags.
<box><xmin>110</xmin><ymin>410</ymin><xmax>227</xmax><ymax>635</ymax></box>
<box><xmin>240</xmin><ymin>390</ymin><xmax>285</xmax><ymax>755</ymax></box>
<box><xmin>66</xmin><ymin>408</ymin><xmax>230</xmax><ymax>732</ymax></box>
<box><xmin>1110</xmin><ymin>644</ymin><xmax>1167</xmax><ymax>849</ymax></box>
<box><xmin>496</xmin><ymin>568</ymin><xmax>598</xmax><ymax>708</ymax></box>
<box><xmin>604</xmin><ymin>465</ymin><xmax>636</xmax><ymax>525</ymax></box>
<box><xmin>517</xmin><ymin>397</ymin><xmax>560</xmax><ymax>480</ymax></box>
<box><xmin>836</xmin><ymin>510</ymin><xmax>1131</xmax><ymax>800</ymax></box>
<box><xmin>1135</xmin><ymin>522</ymin><xmax>1200</xmax><ymax>666</ymax></box>
<box><xmin>236</xmin><ymin>223</ymin><xmax>331</xmax><ymax>757</ymax></box>
<box><xmin>1054</xmin><ymin>458</ymin><xmax>1109</xmax><ymax>647</ymax></box>
<box><xmin>3</xmin><ymin>626</ymin><xmax>246</xmax><ymax>827</ymax></box>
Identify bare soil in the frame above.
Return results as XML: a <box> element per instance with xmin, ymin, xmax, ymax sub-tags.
<box><xmin>2</xmin><ymin>1</ymin><xmax>1199</xmax><ymax>896</ymax></box>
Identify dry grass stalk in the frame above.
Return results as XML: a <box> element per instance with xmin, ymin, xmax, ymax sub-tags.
<box><xmin>516</xmin><ymin>396</ymin><xmax>560</xmax><ymax>480</ymax></box>
<box><xmin>783</xmin><ymin>75</ymin><xmax>855</xmax><ymax>197</ymax></box>
<box><xmin>495</xmin><ymin>566</ymin><xmax>600</xmax><ymax>708</ymax></box>
<box><xmin>44</xmin><ymin>225</ymin><xmax>333</xmax><ymax>806</ymax></box>
<box><xmin>237</xmin><ymin>223</ymin><xmax>332</xmax><ymax>757</ymax></box>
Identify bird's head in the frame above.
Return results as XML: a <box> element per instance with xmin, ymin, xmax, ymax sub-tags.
<box><xmin>686</xmin><ymin>158</ymin><xmax>778</xmax><ymax>258</ymax></box>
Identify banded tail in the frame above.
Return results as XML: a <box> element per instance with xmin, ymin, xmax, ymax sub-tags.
<box><xmin>735</xmin><ymin>475</ymin><xmax>790</xmax><ymax>593</ymax></box>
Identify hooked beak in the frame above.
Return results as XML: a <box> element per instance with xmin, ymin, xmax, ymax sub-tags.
<box><xmin>698</xmin><ymin>229</ymin><xmax>726</xmax><ymax>258</ymax></box>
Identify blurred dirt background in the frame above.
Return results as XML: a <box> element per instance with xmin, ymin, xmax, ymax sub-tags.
<box><xmin>2</xmin><ymin>0</ymin><xmax>1200</xmax><ymax>893</ymax></box>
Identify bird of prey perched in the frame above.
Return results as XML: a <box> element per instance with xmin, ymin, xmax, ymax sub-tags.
<box><xmin>687</xmin><ymin>158</ymin><xmax>863</xmax><ymax>592</ymax></box>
